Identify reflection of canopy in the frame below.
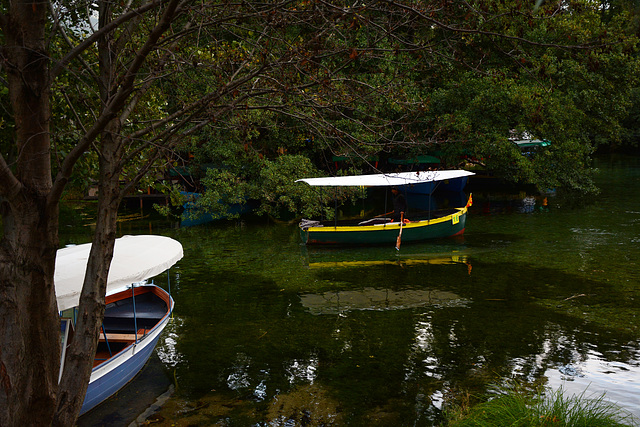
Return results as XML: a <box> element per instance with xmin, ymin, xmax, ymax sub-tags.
<box><xmin>308</xmin><ymin>255</ymin><xmax>468</xmax><ymax>269</ymax></box>
<box><xmin>55</xmin><ymin>235</ymin><xmax>183</xmax><ymax>311</ymax></box>
<box><xmin>296</xmin><ymin>170</ymin><xmax>474</xmax><ymax>187</ymax></box>
<box><xmin>300</xmin><ymin>287</ymin><xmax>469</xmax><ymax>315</ymax></box>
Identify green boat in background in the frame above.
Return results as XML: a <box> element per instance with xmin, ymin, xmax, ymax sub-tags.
<box><xmin>297</xmin><ymin>170</ymin><xmax>474</xmax><ymax>246</ymax></box>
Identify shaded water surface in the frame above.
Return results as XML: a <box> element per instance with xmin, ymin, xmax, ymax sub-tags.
<box><xmin>76</xmin><ymin>155</ymin><xmax>640</xmax><ymax>426</ymax></box>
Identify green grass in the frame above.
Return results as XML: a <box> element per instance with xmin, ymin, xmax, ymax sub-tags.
<box><xmin>445</xmin><ymin>384</ymin><xmax>638</xmax><ymax>427</ymax></box>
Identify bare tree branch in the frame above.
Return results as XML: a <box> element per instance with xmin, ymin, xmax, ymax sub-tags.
<box><xmin>50</xmin><ymin>0</ymin><xmax>165</xmax><ymax>78</ymax></box>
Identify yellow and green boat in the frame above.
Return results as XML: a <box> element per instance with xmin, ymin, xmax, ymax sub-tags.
<box><xmin>297</xmin><ymin>170</ymin><xmax>474</xmax><ymax>246</ymax></box>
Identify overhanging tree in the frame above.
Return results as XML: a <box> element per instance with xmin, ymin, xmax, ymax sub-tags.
<box><xmin>0</xmin><ymin>0</ymin><xmax>638</xmax><ymax>425</ymax></box>
<box><xmin>178</xmin><ymin>0</ymin><xmax>640</xmax><ymax>214</ymax></box>
<box><xmin>0</xmin><ymin>1</ymin><xmax>434</xmax><ymax>424</ymax></box>
<box><xmin>0</xmin><ymin>0</ymin><xmax>355</xmax><ymax>424</ymax></box>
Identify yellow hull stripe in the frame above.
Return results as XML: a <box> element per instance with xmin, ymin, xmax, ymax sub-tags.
<box><xmin>306</xmin><ymin>206</ymin><xmax>467</xmax><ymax>233</ymax></box>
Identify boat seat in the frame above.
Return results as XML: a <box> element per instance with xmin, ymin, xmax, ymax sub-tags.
<box><xmin>358</xmin><ymin>218</ymin><xmax>391</xmax><ymax>226</ymax></box>
<box><xmin>99</xmin><ymin>329</ymin><xmax>148</xmax><ymax>342</ymax></box>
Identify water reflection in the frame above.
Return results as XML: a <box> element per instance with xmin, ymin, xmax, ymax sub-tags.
<box><xmin>155</xmin><ymin>317</ymin><xmax>184</xmax><ymax>367</ymax></box>
<box><xmin>226</xmin><ymin>353</ymin><xmax>273</xmax><ymax>402</ymax></box>
<box><xmin>285</xmin><ymin>357</ymin><xmax>318</xmax><ymax>384</ymax></box>
<box><xmin>547</xmin><ymin>344</ymin><xmax>640</xmax><ymax>418</ymax></box>
<box><xmin>302</xmin><ymin>241</ymin><xmax>473</xmax><ymax>274</ymax></box>
<box><xmin>73</xmin><ymin>155</ymin><xmax>640</xmax><ymax>425</ymax></box>
<box><xmin>300</xmin><ymin>288</ymin><xmax>469</xmax><ymax>315</ymax></box>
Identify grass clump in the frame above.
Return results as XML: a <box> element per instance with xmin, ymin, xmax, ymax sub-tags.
<box><xmin>446</xmin><ymin>383</ymin><xmax>638</xmax><ymax>427</ymax></box>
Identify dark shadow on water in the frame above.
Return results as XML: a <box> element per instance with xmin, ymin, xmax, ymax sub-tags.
<box><xmin>64</xmin><ymin>154</ymin><xmax>640</xmax><ymax>426</ymax></box>
<box><xmin>77</xmin><ymin>355</ymin><xmax>172</xmax><ymax>427</ymax></box>
<box><xmin>150</xmin><ymin>256</ymin><xmax>640</xmax><ymax>425</ymax></box>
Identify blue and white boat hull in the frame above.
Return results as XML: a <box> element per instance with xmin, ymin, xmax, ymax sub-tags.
<box><xmin>80</xmin><ymin>286</ymin><xmax>174</xmax><ymax>415</ymax></box>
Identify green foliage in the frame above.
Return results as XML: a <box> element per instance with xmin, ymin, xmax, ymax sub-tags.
<box><xmin>32</xmin><ymin>0</ymin><xmax>640</xmax><ymax>200</ymax></box>
<box><xmin>179</xmin><ymin>0</ymin><xmax>640</xmax><ymax>194</ymax></box>
<box><xmin>446</xmin><ymin>383</ymin><xmax>637</xmax><ymax>427</ymax></box>
<box><xmin>194</xmin><ymin>169</ymin><xmax>255</xmax><ymax>220</ymax></box>
<box><xmin>180</xmin><ymin>155</ymin><xmax>361</xmax><ymax>221</ymax></box>
<box><xmin>385</xmin><ymin>0</ymin><xmax>640</xmax><ymax>192</ymax></box>
<box><xmin>621</xmin><ymin>87</ymin><xmax>640</xmax><ymax>146</ymax></box>
<box><xmin>253</xmin><ymin>154</ymin><xmax>360</xmax><ymax>220</ymax></box>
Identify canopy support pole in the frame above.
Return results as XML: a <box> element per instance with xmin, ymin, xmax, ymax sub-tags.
<box><xmin>167</xmin><ymin>272</ymin><xmax>173</xmax><ymax>319</ymax></box>
<box><xmin>131</xmin><ymin>285</ymin><xmax>139</xmax><ymax>342</ymax></box>
<box><xmin>334</xmin><ymin>188</ymin><xmax>338</xmax><ymax>227</ymax></box>
<box><xmin>384</xmin><ymin>189</ymin><xmax>388</xmax><ymax>214</ymax></box>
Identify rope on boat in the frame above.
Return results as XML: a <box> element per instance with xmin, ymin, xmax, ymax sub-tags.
<box><xmin>300</xmin><ymin>219</ymin><xmax>322</xmax><ymax>229</ymax></box>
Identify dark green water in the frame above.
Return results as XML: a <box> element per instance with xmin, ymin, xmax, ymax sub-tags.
<box><xmin>74</xmin><ymin>154</ymin><xmax>640</xmax><ymax>426</ymax></box>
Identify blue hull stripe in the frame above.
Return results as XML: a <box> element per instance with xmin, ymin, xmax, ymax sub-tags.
<box><xmin>78</xmin><ymin>285</ymin><xmax>174</xmax><ymax>415</ymax></box>
<box><xmin>80</xmin><ymin>333</ymin><xmax>162</xmax><ymax>414</ymax></box>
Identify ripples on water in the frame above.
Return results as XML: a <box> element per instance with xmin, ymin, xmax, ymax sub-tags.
<box><xmin>75</xmin><ymin>154</ymin><xmax>640</xmax><ymax>425</ymax></box>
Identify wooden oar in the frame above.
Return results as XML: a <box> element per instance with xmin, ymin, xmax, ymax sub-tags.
<box><xmin>395</xmin><ymin>212</ymin><xmax>404</xmax><ymax>251</ymax></box>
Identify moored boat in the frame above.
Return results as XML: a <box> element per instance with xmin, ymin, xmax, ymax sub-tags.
<box><xmin>297</xmin><ymin>170</ymin><xmax>474</xmax><ymax>246</ymax></box>
<box><xmin>55</xmin><ymin>235</ymin><xmax>183</xmax><ymax>415</ymax></box>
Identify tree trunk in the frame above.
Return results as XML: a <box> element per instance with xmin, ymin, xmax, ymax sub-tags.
<box><xmin>0</xmin><ymin>0</ymin><xmax>60</xmax><ymax>425</ymax></box>
<box><xmin>0</xmin><ymin>198</ymin><xmax>60</xmax><ymax>426</ymax></box>
<box><xmin>53</xmin><ymin>148</ymin><xmax>123</xmax><ymax>424</ymax></box>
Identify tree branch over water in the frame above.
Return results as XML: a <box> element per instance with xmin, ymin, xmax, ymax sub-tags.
<box><xmin>0</xmin><ymin>0</ymin><xmax>638</xmax><ymax>424</ymax></box>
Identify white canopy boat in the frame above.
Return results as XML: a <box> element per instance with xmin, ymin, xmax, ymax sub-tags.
<box><xmin>296</xmin><ymin>169</ymin><xmax>474</xmax><ymax>188</ymax></box>
<box><xmin>296</xmin><ymin>170</ymin><xmax>475</xmax><ymax>245</ymax></box>
<box><xmin>55</xmin><ymin>235</ymin><xmax>183</xmax><ymax>415</ymax></box>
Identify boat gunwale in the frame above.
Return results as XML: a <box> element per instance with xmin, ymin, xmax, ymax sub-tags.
<box><xmin>91</xmin><ymin>284</ymin><xmax>174</xmax><ymax>376</ymax></box>
<box><xmin>302</xmin><ymin>206</ymin><xmax>467</xmax><ymax>233</ymax></box>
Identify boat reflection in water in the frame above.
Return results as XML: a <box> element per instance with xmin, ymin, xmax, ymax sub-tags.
<box><xmin>302</xmin><ymin>240</ymin><xmax>472</xmax><ymax>270</ymax></box>
<box><xmin>305</xmin><ymin>253</ymin><xmax>469</xmax><ymax>269</ymax></box>
<box><xmin>301</xmin><ymin>249</ymin><xmax>472</xmax><ymax>315</ymax></box>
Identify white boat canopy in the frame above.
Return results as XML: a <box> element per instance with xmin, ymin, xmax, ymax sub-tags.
<box><xmin>296</xmin><ymin>170</ymin><xmax>474</xmax><ymax>187</ymax></box>
<box><xmin>55</xmin><ymin>235</ymin><xmax>183</xmax><ymax>312</ymax></box>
